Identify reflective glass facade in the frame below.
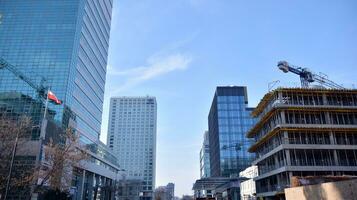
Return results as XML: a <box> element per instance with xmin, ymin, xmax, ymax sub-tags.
<box><xmin>0</xmin><ymin>1</ymin><xmax>117</xmax><ymax>198</ymax></box>
<box><xmin>0</xmin><ymin>0</ymin><xmax>112</xmax><ymax>146</ymax></box>
<box><xmin>200</xmin><ymin>131</ymin><xmax>211</xmax><ymax>178</ymax></box>
<box><xmin>208</xmin><ymin>86</ymin><xmax>256</xmax><ymax>177</ymax></box>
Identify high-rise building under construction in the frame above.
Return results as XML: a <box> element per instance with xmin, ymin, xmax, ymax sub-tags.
<box><xmin>247</xmin><ymin>88</ymin><xmax>357</xmax><ymax>199</ymax></box>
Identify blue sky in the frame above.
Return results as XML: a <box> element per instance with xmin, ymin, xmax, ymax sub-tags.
<box><xmin>100</xmin><ymin>0</ymin><xmax>357</xmax><ymax>196</ymax></box>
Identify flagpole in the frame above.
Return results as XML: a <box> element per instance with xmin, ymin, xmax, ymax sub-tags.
<box><xmin>39</xmin><ymin>88</ymin><xmax>49</xmax><ymax>164</ymax></box>
<box><xmin>42</xmin><ymin>88</ymin><xmax>49</xmax><ymax>129</ymax></box>
<box><xmin>31</xmin><ymin>89</ymin><xmax>49</xmax><ymax>198</ymax></box>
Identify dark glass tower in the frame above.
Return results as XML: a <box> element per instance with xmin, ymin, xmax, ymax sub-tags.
<box><xmin>208</xmin><ymin>86</ymin><xmax>256</xmax><ymax>177</ymax></box>
<box><xmin>0</xmin><ymin>0</ymin><xmax>112</xmax><ymax>145</ymax></box>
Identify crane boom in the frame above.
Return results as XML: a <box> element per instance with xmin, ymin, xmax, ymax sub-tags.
<box><xmin>312</xmin><ymin>73</ymin><xmax>345</xmax><ymax>89</ymax></box>
<box><xmin>277</xmin><ymin>60</ymin><xmax>345</xmax><ymax>89</ymax></box>
<box><xmin>0</xmin><ymin>57</ymin><xmax>47</xmax><ymax>98</ymax></box>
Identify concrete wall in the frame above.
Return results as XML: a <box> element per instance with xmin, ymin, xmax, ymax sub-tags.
<box><xmin>285</xmin><ymin>179</ymin><xmax>357</xmax><ymax>200</ymax></box>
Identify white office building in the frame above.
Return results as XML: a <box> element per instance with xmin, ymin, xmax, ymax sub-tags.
<box><xmin>107</xmin><ymin>96</ymin><xmax>157</xmax><ymax>199</ymax></box>
<box><xmin>239</xmin><ymin>165</ymin><xmax>258</xmax><ymax>200</ymax></box>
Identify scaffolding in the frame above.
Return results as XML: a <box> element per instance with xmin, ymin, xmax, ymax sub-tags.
<box><xmin>247</xmin><ymin>88</ymin><xmax>357</xmax><ymax>199</ymax></box>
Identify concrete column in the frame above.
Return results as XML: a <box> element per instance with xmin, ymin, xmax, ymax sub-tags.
<box><xmin>276</xmin><ymin>173</ymin><xmax>281</xmax><ymax>189</ymax></box>
<box><xmin>87</xmin><ymin>172</ymin><xmax>95</xmax><ymax>200</ymax></box>
<box><xmin>285</xmin><ymin>149</ymin><xmax>291</xmax><ymax>166</ymax></box>
<box><xmin>274</xmin><ymin>154</ymin><xmax>279</xmax><ymax>168</ymax></box>
<box><xmin>325</xmin><ymin>111</ymin><xmax>331</xmax><ymax>124</ymax></box>
<box><xmin>91</xmin><ymin>173</ymin><xmax>98</xmax><ymax>200</ymax></box>
<box><xmin>281</xmin><ymin>110</ymin><xmax>286</xmax><ymax>124</ymax></box>
<box><xmin>323</xmin><ymin>94</ymin><xmax>332</xmax><ymax>125</ymax></box>
<box><xmin>267</xmin><ymin>178</ymin><xmax>271</xmax><ymax>192</ymax></box>
<box><xmin>288</xmin><ymin>172</ymin><xmax>293</xmax><ymax>186</ymax></box>
<box><xmin>329</xmin><ymin>131</ymin><xmax>335</xmax><ymax>145</ymax></box>
<box><xmin>80</xmin><ymin>170</ymin><xmax>86</xmax><ymax>200</ymax></box>
<box><xmin>283</xmin><ymin>131</ymin><xmax>289</xmax><ymax>144</ymax></box>
<box><xmin>333</xmin><ymin>150</ymin><xmax>339</xmax><ymax>166</ymax></box>
<box><xmin>322</xmin><ymin>93</ymin><xmax>328</xmax><ymax>105</ymax></box>
<box><xmin>322</xmin><ymin>94</ymin><xmax>331</xmax><ymax>124</ymax></box>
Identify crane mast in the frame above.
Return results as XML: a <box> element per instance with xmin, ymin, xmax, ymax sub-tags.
<box><xmin>0</xmin><ymin>57</ymin><xmax>47</xmax><ymax>99</ymax></box>
<box><xmin>277</xmin><ymin>60</ymin><xmax>345</xmax><ymax>89</ymax></box>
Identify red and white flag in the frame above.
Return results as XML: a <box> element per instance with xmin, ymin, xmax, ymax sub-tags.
<box><xmin>47</xmin><ymin>91</ymin><xmax>62</xmax><ymax>105</ymax></box>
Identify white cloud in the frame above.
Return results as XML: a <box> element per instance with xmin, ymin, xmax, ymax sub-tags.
<box><xmin>108</xmin><ymin>53</ymin><xmax>193</xmax><ymax>93</ymax></box>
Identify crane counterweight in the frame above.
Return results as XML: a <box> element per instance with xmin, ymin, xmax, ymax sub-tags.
<box><xmin>277</xmin><ymin>60</ymin><xmax>345</xmax><ymax>89</ymax></box>
<box><xmin>277</xmin><ymin>61</ymin><xmax>290</xmax><ymax>73</ymax></box>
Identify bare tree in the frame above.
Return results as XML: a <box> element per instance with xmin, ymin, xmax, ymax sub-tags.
<box><xmin>0</xmin><ymin>116</ymin><xmax>34</xmax><ymax>198</ymax></box>
<box><xmin>34</xmin><ymin>128</ymin><xmax>88</xmax><ymax>192</ymax></box>
<box><xmin>0</xmin><ymin>114</ymin><xmax>89</xmax><ymax>199</ymax></box>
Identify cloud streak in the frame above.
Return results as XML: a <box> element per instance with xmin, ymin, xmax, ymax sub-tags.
<box><xmin>108</xmin><ymin>53</ymin><xmax>192</xmax><ymax>93</ymax></box>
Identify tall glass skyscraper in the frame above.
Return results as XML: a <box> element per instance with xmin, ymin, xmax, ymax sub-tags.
<box><xmin>0</xmin><ymin>0</ymin><xmax>112</xmax><ymax>142</ymax></box>
<box><xmin>208</xmin><ymin>86</ymin><xmax>256</xmax><ymax>177</ymax></box>
<box><xmin>0</xmin><ymin>1</ymin><xmax>120</xmax><ymax>199</ymax></box>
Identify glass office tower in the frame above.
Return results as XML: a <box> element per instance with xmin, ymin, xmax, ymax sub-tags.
<box><xmin>208</xmin><ymin>86</ymin><xmax>256</xmax><ymax>177</ymax></box>
<box><xmin>0</xmin><ymin>0</ymin><xmax>112</xmax><ymax>142</ymax></box>
<box><xmin>0</xmin><ymin>0</ymin><xmax>119</xmax><ymax>199</ymax></box>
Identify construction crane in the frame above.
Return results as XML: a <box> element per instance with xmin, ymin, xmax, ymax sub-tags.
<box><xmin>0</xmin><ymin>57</ymin><xmax>48</xmax><ymax>99</ymax></box>
<box><xmin>277</xmin><ymin>60</ymin><xmax>345</xmax><ymax>89</ymax></box>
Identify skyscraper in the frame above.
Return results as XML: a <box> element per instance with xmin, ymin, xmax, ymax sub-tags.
<box><xmin>0</xmin><ymin>0</ymin><xmax>112</xmax><ymax>142</ymax></box>
<box><xmin>208</xmin><ymin>86</ymin><xmax>256</xmax><ymax>177</ymax></box>
<box><xmin>0</xmin><ymin>1</ymin><xmax>120</xmax><ymax>199</ymax></box>
<box><xmin>108</xmin><ymin>96</ymin><xmax>157</xmax><ymax>200</ymax></box>
<box><xmin>200</xmin><ymin>131</ymin><xmax>211</xmax><ymax>178</ymax></box>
